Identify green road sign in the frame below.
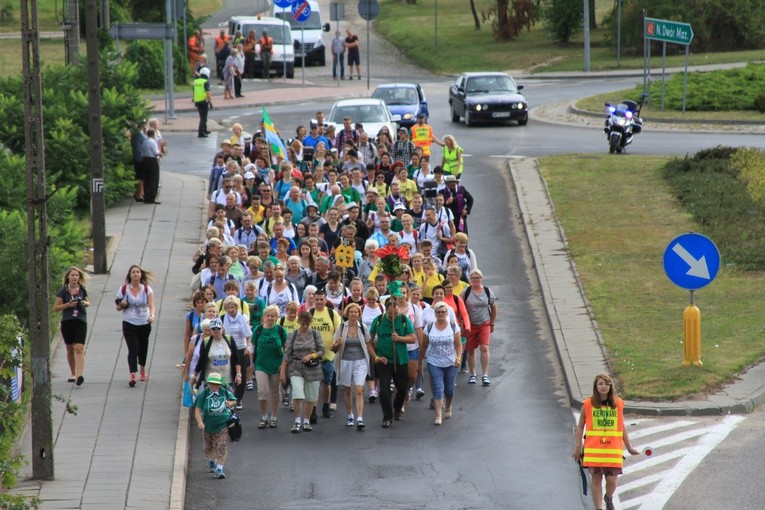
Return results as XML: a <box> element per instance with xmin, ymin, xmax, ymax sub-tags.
<box><xmin>644</xmin><ymin>18</ymin><xmax>693</xmax><ymax>45</ymax></box>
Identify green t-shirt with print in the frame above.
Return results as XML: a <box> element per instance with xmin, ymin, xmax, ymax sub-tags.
<box><xmin>251</xmin><ymin>325</ymin><xmax>286</xmax><ymax>374</ymax></box>
<box><xmin>370</xmin><ymin>314</ymin><xmax>413</xmax><ymax>364</ymax></box>
<box><xmin>195</xmin><ymin>386</ymin><xmax>236</xmax><ymax>433</ymax></box>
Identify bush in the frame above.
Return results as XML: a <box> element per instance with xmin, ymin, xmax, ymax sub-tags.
<box><xmin>663</xmin><ymin>147</ymin><xmax>765</xmax><ymax>270</ymax></box>
<box><xmin>755</xmin><ymin>95</ymin><xmax>765</xmax><ymax>113</ymax></box>
<box><xmin>645</xmin><ymin>63</ymin><xmax>765</xmax><ymax>112</ymax></box>
<box><xmin>124</xmin><ymin>40</ymin><xmax>188</xmax><ymax>89</ymax></box>
<box><xmin>541</xmin><ymin>0</ymin><xmax>583</xmax><ymax>43</ymax></box>
<box><xmin>0</xmin><ymin>51</ymin><xmax>151</xmax><ymax>209</ymax></box>
<box><xmin>604</xmin><ymin>0</ymin><xmax>765</xmax><ymax>55</ymax></box>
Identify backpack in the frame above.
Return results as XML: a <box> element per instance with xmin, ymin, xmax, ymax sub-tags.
<box><xmin>463</xmin><ymin>285</ymin><xmax>495</xmax><ymax>315</ymax></box>
<box><xmin>251</xmin><ymin>324</ymin><xmax>287</xmax><ymax>353</ymax></box>
<box><xmin>371</xmin><ymin>313</ymin><xmax>408</xmax><ymax>334</ymax></box>
<box><xmin>266</xmin><ymin>282</ymin><xmax>298</xmax><ymax>306</ymax></box>
<box><xmin>120</xmin><ymin>283</ymin><xmax>149</xmax><ymax>300</ymax></box>
<box><xmin>425</xmin><ymin>320</ymin><xmax>457</xmax><ymax>337</ymax></box>
<box><xmin>310</xmin><ymin>306</ymin><xmax>338</xmax><ymax>328</ymax></box>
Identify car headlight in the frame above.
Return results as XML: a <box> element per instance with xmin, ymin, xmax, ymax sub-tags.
<box><xmin>512</xmin><ymin>103</ymin><xmax>527</xmax><ymax>110</ymax></box>
<box><xmin>403</xmin><ymin>113</ymin><xmax>413</xmax><ymax>120</ymax></box>
<box><xmin>474</xmin><ymin>104</ymin><xmax>482</xmax><ymax>111</ymax></box>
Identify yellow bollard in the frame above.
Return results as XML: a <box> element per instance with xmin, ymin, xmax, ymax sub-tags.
<box><xmin>683</xmin><ymin>305</ymin><xmax>702</xmax><ymax>366</ymax></box>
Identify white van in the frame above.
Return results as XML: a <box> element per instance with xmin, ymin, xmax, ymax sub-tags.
<box><xmin>228</xmin><ymin>16</ymin><xmax>295</xmax><ymax>78</ymax></box>
<box><xmin>273</xmin><ymin>0</ymin><xmax>330</xmax><ymax>67</ymax></box>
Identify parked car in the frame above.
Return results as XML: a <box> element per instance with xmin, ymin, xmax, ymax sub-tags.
<box><xmin>448</xmin><ymin>71</ymin><xmax>528</xmax><ymax>126</ymax></box>
<box><xmin>327</xmin><ymin>98</ymin><xmax>401</xmax><ymax>141</ymax></box>
<box><xmin>372</xmin><ymin>83</ymin><xmax>429</xmax><ymax>128</ymax></box>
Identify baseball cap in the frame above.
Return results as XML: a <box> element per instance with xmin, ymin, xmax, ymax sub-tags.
<box><xmin>244</xmin><ymin>171</ymin><xmax>256</xmax><ymax>180</ymax></box>
<box><xmin>398</xmin><ymin>127</ymin><xmax>407</xmax><ymax>133</ymax></box>
<box><xmin>199</xmin><ymin>67</ymin><xmax>210</xmax><ymax>77</ymax></box>
<box><xmin>393</xmin><ymin>202</ymin><xmax>406</xmax><ymax>212</ymax></box>
<box><xmin>209</xmin><ymin>318</ymin><xmax>223</xmax><ymax>330</ymax></box>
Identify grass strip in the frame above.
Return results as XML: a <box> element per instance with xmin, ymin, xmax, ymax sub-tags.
<box><xmin>539</xmin><ymin>154</ymin><xmax>765</xmax><ymax>400</ymax></box>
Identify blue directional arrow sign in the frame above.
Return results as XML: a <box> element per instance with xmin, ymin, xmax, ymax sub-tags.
<box><xmin>663</xmin><ymin>233</ymin><xmax>720</xmax><ymax>290</ymax></box>
<box><xmin>291</xmin><ymin>0</ymin><xmax>311</xmax><ymax>23</ymax></box>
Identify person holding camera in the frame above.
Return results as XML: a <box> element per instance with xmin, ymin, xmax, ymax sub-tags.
<box><xmin>54</xmin><ymin>266</ymin><xmax>90</xmax><ymax>386</ymax></box>
<box><xmin>280</xmin><ymin>311</ymin><xmax>325</xmax><ymax>433</ymax></box>
<box><xmin>115</xmin><ymin>265</ymin><xmax>156</xmax><ymax>388</ymax></box>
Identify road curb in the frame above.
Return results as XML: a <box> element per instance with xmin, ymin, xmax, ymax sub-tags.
<box><xmin>510</xmin><ymin>157</ymin><xmax>764</xmax><ymax>416</ymax></box>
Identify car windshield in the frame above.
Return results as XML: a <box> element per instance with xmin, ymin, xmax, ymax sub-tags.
<box><xmin>466</xmin><ymin>75</ymin><xmax>517</xmax><ymax>94</ymax></box>
<box><xmin>373</xmin><ymin>87</ymin><xmax>418</xmax><ymax>106</ymax></box>
<box><xmin>239</xmin><ymin>24</ymin><xmax>290</xmax><ymax>45</ymax></box>
<box><xmin>274</xmin><ymin>11</ymin><xmax>322</xmax><ymax>31</ymax></box>
<box><xmin>330</xmin><ymin>105</ymin><xmax>389</xmax><ymax>123</ymax></box>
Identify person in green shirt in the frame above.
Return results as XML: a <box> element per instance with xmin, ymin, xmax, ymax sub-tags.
<box><xmin>194</xmin><ymin>372</ymin><xmax>237</xmax><ymax>479</ymax></box>
<box><xmin>369</xmin><ymin>284</ymin><xmax>415</xmax><ymax>428</ymax></box>
<box><xmin>252</xmin><ymin>305</ymin><xmax>287</xmax><ymax>429</ymax></box>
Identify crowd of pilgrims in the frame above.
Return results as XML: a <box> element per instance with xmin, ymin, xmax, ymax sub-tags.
<box><xmin>185</xmin><ymin>113</ymin><xmax>498</xmax><ymax>479</ymax></box>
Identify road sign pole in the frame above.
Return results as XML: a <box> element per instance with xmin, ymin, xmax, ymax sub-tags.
<box><xmin>336</xmin><ymin>19</ymin><xmax>340</xmax><ymax>88</ymax></box>
<box><xmin>683</xmin><ymin>299</ymin><xmax>702</xmax><ymax>367</ymax></box>
<box><xmin>301</xmin><ymin>25</ymin><xmax>305</xmax><ymax>88</ymax></box>
<box><xmin>682</xmin><ymin>44</ymin><xmax>689</xmax><ymax>113</ymax></box>
<box><xmin>366</xmin><ymin>10</ymin><xmax>370</xmax><ymax>90</ymax></box>
<box><xmin>660</xmin><ymin>41</ymin><xmax>666</xmax><ymax>111</ymax></box>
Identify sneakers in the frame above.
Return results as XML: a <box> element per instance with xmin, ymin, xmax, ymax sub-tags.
<box><xmin>234</xmin><ymin>403</ymin><xmax>243</xmax><ymax>410</ymax></box>
<box><xmin>329</xmin><ymin>403</ymin><xmax>337</xmax><ymax>411</ymax></box>
<box><xmin>129</xmin><ymin>373</ymin><xmax>136</xmax><ymax>388</ymax></box>
<box><xmin>460</xmin><ymin>367</ymin><xmax>469</xmax><ymax>374</ymax></box>
<box><xmin>269</xmin><ymin>417</ymin><xmax>278</xmax><ymax>428</ymax></box>
<box><xmin>346</xmin><ymin>416</ymin><xmax>355</xmax><ymax>427</ymax></box>
<box><xmin>258</xmin><ymin>419</ymin><xmax>268</xmax><ymax>429</ymax></box>
<box><xmin>356</xmin><ymin>417</ymin><xmax>365</xmax><ymax>430</ymax></box>
<box><xmin>281</xmin><ymin>392</ymin><xmax>290</xmax><ymax>407</ymax></box>
<box><xmin>415</xmin><ymin>387</ymin><xmax>425</xmax><ymax>400</ymax></box>
<box><xmin>215</xmin><ymin>467</ymin><xmax>225</xmax><ymax>479</ymax></box>
<box><xmin>434</xmin><ymin>417</ymin><xmax>442</xmax><ymax>426</ymax></box>
<box><xmin>468</xmin><ymin>374</ymin><xmax>477</xmax><ymax>384</ymax></box>
<box><xmin>139</xmin><ymin>370</ymin><xmax>147</xmax><ymax>382</ymax></box>
<box><xmin>482</xmin><ymin>375</ymin><xmax>491</xmax><ymax>386</ymax></box>
<box><xmin>208</xmin><ymin>460</ymin><xmax>216</xmax><ymax>473</ymax></box>
<box><xmin>75</xmin><ymin>375</ymin><xmax>84</xmax><ymax>387</ymax></box>
<box><xmin>604</xmin><ymin>496</ymin><xmax>615</xmax><ymax>510</ymax></box>
<box><xmin>246</xmin><ymin>381</ymin><xmax>254</xmax><ymax>391</ymax></box>
<box><xmin>368</xmin><ymin>388</ymin><xmax>378</xmax><ymax>403</ymax></box>
<box><xmin>291</xmin><ymin>422</ymin><xmax>301</xmax><ymax>433</ymax></box>
<box><xmin>302</xmin><ymin>422</ymin><xmax>312</xmax><ymax>432</ymax></box>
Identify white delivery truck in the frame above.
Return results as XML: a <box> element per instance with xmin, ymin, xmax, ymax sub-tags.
<box><xmin>273</xmin><ymin>0</ymin><xmax>330</xmax><ymax>67</ymax></box>
<box><xmin>228</xmin><ymin>16</ymin><xmax>295</xmax><ymax>79</ymax></box>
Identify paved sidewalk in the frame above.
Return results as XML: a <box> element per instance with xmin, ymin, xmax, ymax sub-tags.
<box><xmin>12</xmin><ymin>169</ymin><xmax>207</xmax><ymax>509</ymax></box>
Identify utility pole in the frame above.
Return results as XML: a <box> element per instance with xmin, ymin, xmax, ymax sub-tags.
<box><xmin>100</xmin><ymin>0</ymin><xmax>110</xmax><ymax>30</ymax></box>
<box><xmin>64</xmin><ymin>0</ymin><xmax>80</xmax><ymax>64</ymax></box>
<box><xmin>21</xmin><ymin>0</ymin><xmax>54</xmax><ymax>481</ymax></box>
<box><xmin>86</xmin><ymin>0</ymin><xmax>106</xmax><ymax>273</ymax></box>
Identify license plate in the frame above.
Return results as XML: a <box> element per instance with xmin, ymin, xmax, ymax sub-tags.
<box><xmin>492</xmin><ymin>112</ymin><xmax>511</xmax><ymax>118</ymax></box>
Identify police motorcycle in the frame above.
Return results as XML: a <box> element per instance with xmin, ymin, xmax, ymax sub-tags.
<box><xmin>603</xmin><ymin>94</ymin><xmax>645</xmax><ymax>154</ymax></box>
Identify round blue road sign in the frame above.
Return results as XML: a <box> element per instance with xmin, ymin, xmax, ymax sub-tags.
<box><xmin>273</xmin><ymin>0</ymin><xmax>293</xmax><ymax>8</ymax></box>
<box><xmin>292</xmin><ymin>0</ymin><xmax>311</xmax><ymax>22</ymax></box>
<box><xmin>663</xmin><ymin>233</ymin><xmax>720</xmax><ymax>290</ymax></box>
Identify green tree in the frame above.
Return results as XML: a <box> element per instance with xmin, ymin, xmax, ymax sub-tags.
<box><xmin>542</xmin><ymin>0</ymin><xmax>583</xmax><ymax>43</ymax></box>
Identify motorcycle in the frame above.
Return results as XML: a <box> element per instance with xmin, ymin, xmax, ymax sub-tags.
<box><xmin>604</xmin><ymin>94</ymin><xmax>645</xmax><ymax>154</ymax></box>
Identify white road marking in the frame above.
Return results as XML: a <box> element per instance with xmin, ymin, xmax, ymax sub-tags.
<box><xmin>622</xmin><ymin>415</ymin><xmax>745</xmax><ymax>510</ymax></box>
<box><xmin>628</xmin><ymin>420</ymin><xmax>697</xmax><ymax>439</ymax></box>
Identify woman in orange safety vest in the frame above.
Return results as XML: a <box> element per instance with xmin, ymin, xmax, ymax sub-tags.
<box><xmin>573</xmin><ymin>373</ymin><xmax>639</xmax><ymax>510</ymax></box>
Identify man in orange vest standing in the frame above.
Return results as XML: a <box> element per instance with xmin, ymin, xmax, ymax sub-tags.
<box><xmin>242</xmin><ymin>30</ymin><xmax>258</xmax><ymax>79</ymax></box>
<box><xmin>188</xmin><ymin>28</ymin><xmax>205</xmax><ymax>78</ymax></box>
<box><xmin>214</xmin><ymin>29</ymin><xmax>231</xmax><ymax>83</ymax></box>
<box><xmin>259</xmin><ymin>30</ymin><xmax>274</xmax><ymax>79</ymax></box>
<box><xmin>410</xmin><ymin>113</ymin><xmax>443</xmax><ymax>158</ymax></box>
<box><xmin>573</xmin><ymin>373</ymin><xmax>639</xmax><ymax>510</ymax></box>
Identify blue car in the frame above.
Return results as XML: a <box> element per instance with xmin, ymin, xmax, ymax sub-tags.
<box><xmin>372</xmin><ymin>83</ymin><xmax>429</xmax><ymax>129</ymax></box>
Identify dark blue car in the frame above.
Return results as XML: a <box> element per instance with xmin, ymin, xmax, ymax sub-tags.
<box><xmin>372</xmin><ymin>83</ymin><xmax>429</xmax><ymax>129</ymax></box>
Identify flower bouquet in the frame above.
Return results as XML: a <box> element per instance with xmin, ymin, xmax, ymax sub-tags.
<box><xmin>375</xmin><ymin>244</ymin><xmax>409</xmax><ymax>280</ymax></box>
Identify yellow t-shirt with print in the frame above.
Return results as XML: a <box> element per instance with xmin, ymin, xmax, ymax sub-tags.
<box><xmin>310</xmin><ymin>307</ymin><xmax>342</xmax><ymax>361</ymax></box>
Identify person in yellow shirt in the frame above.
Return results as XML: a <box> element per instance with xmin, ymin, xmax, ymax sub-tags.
<box><xmin>246</xmin><ymin>193</ymin><xmax>265</xmax><ymax>225</ymax></box>
<box><xmin>410</xmin><ymin>113</ymin><xmax>443</xmax><ymax>157</ymax></box>
<box><xmin>309</xmin><ymin>289</ymin><xmax>342</xmax><ymax>419</ymax></box>
<box><xmin>422</xmin><ymin>258</ymin><xmax>445</xmax><ymax>302</ymax></box>
<box><xmin>446</xmin><ymin>265</ymin><xmax>468</xmax><ymax>296</ymax></box>
<box><xmin>410</xmin><ymin>253</ymin><xmax>427</xmax><ymax>288</ymax></box>
<box><xmin>396</xmin><ymin>166</ymin><xmax>418</xmax><ymax>204</ymax></box>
